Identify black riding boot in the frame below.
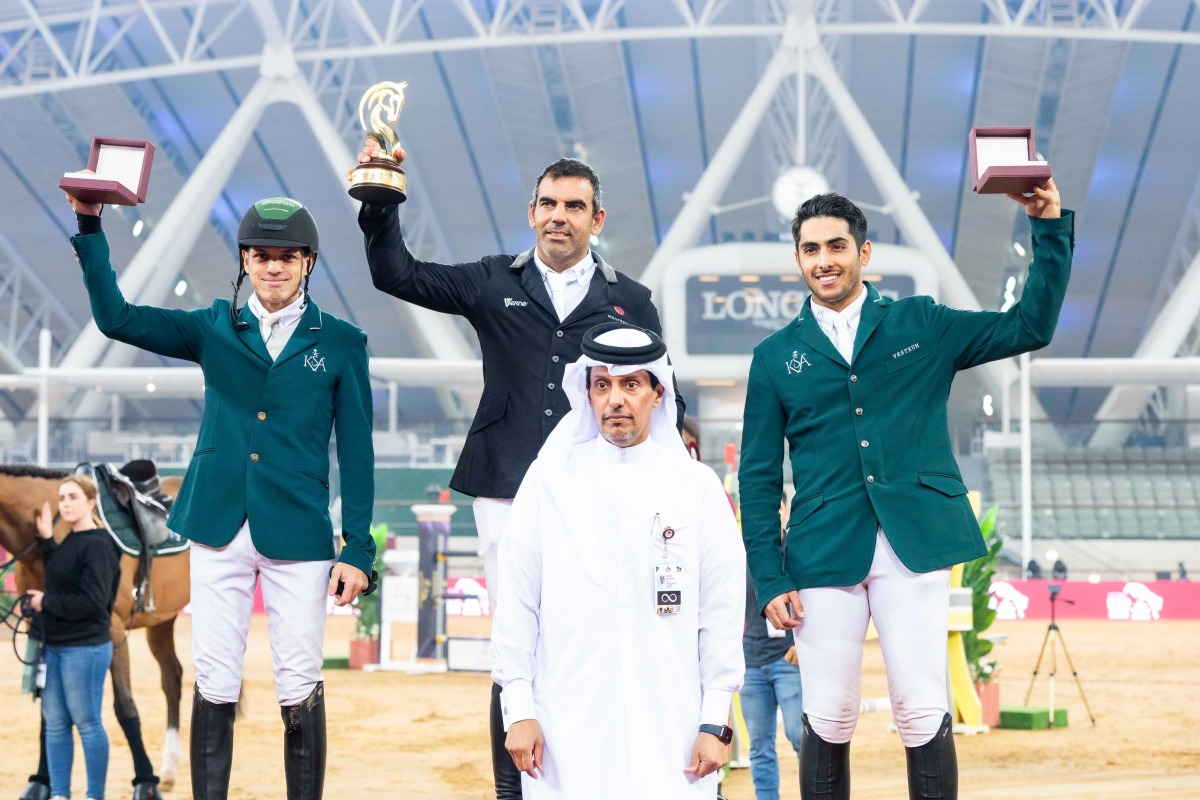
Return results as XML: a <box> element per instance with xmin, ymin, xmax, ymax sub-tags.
<box><xmin>490</xmin><ymin>681</ymin><xmax>523</xmax><ymax>799</ymax></box>
<box><xmin>800</xmin><ymin>714</ymin><xmax>851</xmax><ymax>800</ymax></box>
<box><xmin>281</xmin><ymin>683</ymin><xmax>327</xmax><ymax>800</ymax></box>
<box><xmin>905</xmin><ymin>713</ymin><xmax>958</xmax><ymax>800</ymax></box>
<box><xmin>190</xmin><ymin>687</ymin><xmax>236</xmax><ymax>800</ymax></box>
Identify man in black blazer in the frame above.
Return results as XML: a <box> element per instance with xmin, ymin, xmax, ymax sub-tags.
<box><xmin>355</xmin><ymin>146</ymin><xmax>679</xmax><ymax>799</ymax></box>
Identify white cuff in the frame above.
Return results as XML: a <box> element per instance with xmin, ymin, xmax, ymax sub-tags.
<box><xmin>500</xmin><ymin>681</ymin><xmax>537</xmax><ymax>731</ymax></box>
<box><xmin>700</xmin><ymin>688</ymin><xmax>733</xmax><ymax>727</ymax></box>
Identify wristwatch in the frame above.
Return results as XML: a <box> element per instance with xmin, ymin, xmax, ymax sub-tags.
<box><xmin>698</xmin><ymin>724</ymin><xmax>733</xmax><ymax>745</ymax></box>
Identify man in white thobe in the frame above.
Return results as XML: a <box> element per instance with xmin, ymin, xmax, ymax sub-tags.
<box><xmin>492</xmin><ymin>323</ymin><xmax>746</xmax><ymax>799</ymax></box>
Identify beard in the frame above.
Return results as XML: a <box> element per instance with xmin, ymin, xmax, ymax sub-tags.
<box><xmin>600</xmin><ymin>424</ymin><xmax>644</xmax><ymax>448</ymax></box>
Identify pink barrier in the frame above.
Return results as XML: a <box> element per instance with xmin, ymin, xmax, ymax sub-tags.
<box><xmin>188</xmin><ymin>577</ymin><xmax>1198</xmax><ymax>621</ymax></box>
<box><xmin>988</xmin><ymin>579</ymin><xmax>1199</xmax><ymax>621</ymax></box>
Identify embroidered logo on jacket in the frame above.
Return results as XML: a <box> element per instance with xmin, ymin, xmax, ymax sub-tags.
<box><xmin>304</xmin><ymin>348</ymin><xmax>327</xmax><ymax>372</ymax></box>
<box><xmin>786</xmin><ymin>351</ymin><xmax>811</xmax><ymax>375</ymax></box>
<box><xmin>892</xmin><ymin>343</ymin><xmax>920</xmax><ymax>359</ymax></box>
<box><xmin>504</xmin><ymin>298</ymin><xmax>528</xmax><ymax>308</ymax></box>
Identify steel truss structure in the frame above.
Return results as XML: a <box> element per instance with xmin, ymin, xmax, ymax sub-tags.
<box><xmin>5</xmin><ymin>1</ymin><xmax>1200</xmax><ymax>102</ymax></box>
<box><xmin>3</xmin><ymin>0</ymin><xmax>1200</xmax><ymax>433</ymax></box>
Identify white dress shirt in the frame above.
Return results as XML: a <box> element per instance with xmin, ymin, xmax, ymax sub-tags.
<box><xmin>809</xmin><ymin>286</ymin><xmax>867</xmax><ymax>364</ymax></box>
<box><xmin>534</xmin><ymin>250</ymin><xmax>595</xmax><ymax>321</ymax></box>
<box><xmin>247</xmin><ymin>292</ymin><xmax>306</xmax><ymax>360</ymax></box>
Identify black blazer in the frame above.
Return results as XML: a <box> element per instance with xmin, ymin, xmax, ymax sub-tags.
<box><xmin>360</xmin><ymin>204</ymin><xmax>682</xmax><ymax>499</ymax></box>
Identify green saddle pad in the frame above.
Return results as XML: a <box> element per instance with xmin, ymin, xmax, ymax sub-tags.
<box><xmin>91</xmin><ymin>466</ymin><xmax>190</xmax><ymax>558</ymax></box>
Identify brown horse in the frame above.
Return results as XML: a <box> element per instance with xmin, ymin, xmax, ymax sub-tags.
<box><xmin>0</xmin><ymin>464</ymin><xmax>188</xmax><ymax>796</ymax></box>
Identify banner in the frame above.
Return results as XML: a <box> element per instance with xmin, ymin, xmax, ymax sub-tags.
<box><xmin>988</xmin><ymin>579</ymin><xmax>1200</xmax><ymax>621</ymax></box>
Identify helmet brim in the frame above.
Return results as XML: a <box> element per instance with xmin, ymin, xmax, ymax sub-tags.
<box><xmin>239</xmin><ymin>239</ymin><xmax>316</xmax><ymax>252</ymax></box>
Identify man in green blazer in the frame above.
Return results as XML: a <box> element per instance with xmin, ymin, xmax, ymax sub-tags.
<box><xmin>65</xmin><ymin>190</ymin><xmax>375</xmax><ymax>800</ymax></box>
<box><xmin>739</xmin><ymin>181</ymin><xmax>1072</xmax><ymax>800</ymax></box>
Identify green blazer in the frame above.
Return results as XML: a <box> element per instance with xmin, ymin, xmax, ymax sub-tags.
<box><xmin>739</xmin><ymin>212</ymin><xmax>1074</xmax><ymax>611</ymax></box>
<box><xmin>72</xmin><ymin>232</ymin><xmax>376</xmax><ymax>575</ymax></box>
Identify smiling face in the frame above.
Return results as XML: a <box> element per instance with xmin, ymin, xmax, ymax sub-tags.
<box><xmin>588</xmin><ymin>366</ymin><xmax>664</xmax><ymax>448</ymax></box>
<box><xmin>528</xmin><ymin>175</ymin><xmax>606</xmax><ymax>272</ymax></box>
<box><xmin>243</xmin><ymin>246</ymin><xmax>313</xmax><ymax>312</ymax></box>
<box><xmin>794</xmin><ymin>216</ymin><xmax>871</xmax><ymax>313</ymax></box>
<box><xmin>57</xmin><ymin>479</ymin><xmax>97</xmax><ymax>530</ymax></box>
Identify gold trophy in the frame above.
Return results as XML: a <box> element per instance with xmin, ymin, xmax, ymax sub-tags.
<box><xmin>348</xmin><ymin>81</ymin><xmax>409</xmax><ymax>204</ymax></box>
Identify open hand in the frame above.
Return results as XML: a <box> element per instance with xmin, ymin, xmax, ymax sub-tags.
<box><xmin>35</xmin><ymin>501</ymin><xmax>55</xmax><ymax>540</ymax></box>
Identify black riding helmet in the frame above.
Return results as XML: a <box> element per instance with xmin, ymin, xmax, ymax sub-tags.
<box><xmin>231</xmin><ymin>197</ymin><xmax>319</xmax><ymax>324</ymax></box>
<box><xmin>237</xmin><ymin>197</ymin><xmax>320</xmax><ymax>253</ymax></box>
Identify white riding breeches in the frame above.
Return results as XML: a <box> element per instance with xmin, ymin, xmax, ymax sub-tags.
<box><xmin>475</xmin><ymin>497</ymin><xmax>513</xmax><ymax>684</ymax></box>
<box><xmin>473</xmin><ymin>496</ymin><xmax>514</xmax><ymax>612</ymax></box>
<box><xmin>793</xmin><ymin>529</ymin><xmax>951</xmax><ymax>748</ymax></box>
<box><xmin>189</xmin><ymin>521</ymin><xmax>332</xmax><ymax>706</ymax></box>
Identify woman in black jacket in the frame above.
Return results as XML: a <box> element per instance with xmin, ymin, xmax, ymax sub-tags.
<box><xmin>26</xmin><ymin>475</ymin><xmax>120</xmax><ymax>800</ymax></box>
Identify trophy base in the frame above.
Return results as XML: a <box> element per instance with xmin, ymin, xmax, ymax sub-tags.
<box><xmin>349</xmin><ymin>162</ymin><xmax>408</xmax><ymax>205</ymax></box>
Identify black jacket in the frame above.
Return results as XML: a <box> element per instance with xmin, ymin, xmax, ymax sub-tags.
<box><xmin>360</xmin><ymin>203</ymin><xmax>683</xmax><ymax>499</ymax></box>
<box><xmin>38</xmin><ymin>529</ymin><xmax>120</xmax><ymax>647</ymax></box>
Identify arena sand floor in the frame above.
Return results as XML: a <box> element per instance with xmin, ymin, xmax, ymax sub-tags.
<box><xmin>2</xmin><ymin>615</ymin><xmax>1198</xmax><ymax>798</ymax></box>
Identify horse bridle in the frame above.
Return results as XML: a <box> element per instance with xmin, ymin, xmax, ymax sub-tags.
<box><xmin>1</xmin><ymin>539</ymin><xmax>44</xmax><ymax>665</ymax></box>
<box><xmin>0</xmin><ymin>538</ymin><xmax>40</xmax><ymax>572</ymax></box>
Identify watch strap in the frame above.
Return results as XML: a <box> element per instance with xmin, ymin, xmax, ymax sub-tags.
<box><xmin>698</xmin><ymin>723</ymin><xmax>733</xmax><ymax>745</ymax></box>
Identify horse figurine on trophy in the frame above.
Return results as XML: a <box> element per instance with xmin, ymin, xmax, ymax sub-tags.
<box><xmin>348</xmin><ymin>80</ymin><xmax>409</xmax><ymax>204</ymax></box>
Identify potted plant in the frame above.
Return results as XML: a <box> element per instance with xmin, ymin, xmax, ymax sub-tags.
<box><xmin>962</xmin><ymin>504</ymin><xmax>1003</xmax><ymax>726</ymax></box>
<box><xmin>348</xmin><ymin>523</ymin><xmax>390</xmax><ymax>669</ymax></box>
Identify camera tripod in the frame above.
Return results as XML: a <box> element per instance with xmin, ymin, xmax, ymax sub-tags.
<box><xmin>1023</xmin><ymin>585</ymin><xmax>1096</xmax><ymax>727</ymax></box>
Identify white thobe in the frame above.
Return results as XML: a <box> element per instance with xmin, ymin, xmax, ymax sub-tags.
<box><xmin>493</xmin><ymin>436</ymin><xmax>746</xmax><ymax>799</ymax></box>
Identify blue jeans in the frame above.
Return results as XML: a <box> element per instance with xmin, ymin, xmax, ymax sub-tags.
<box><xmin>42</xmin><ymin>641</ymin><xmax>112</xmax><ymax>799</ymax></box>
<box><xmin>740</xmin><ymin>655</ymin><xmax>804</xmax><ymax>800</ymax></box>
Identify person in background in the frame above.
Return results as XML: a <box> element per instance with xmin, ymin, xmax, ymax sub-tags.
<box><xmin>740</xmin><ymin>565</ymin><xmax>804</xmax><ymax>800</ymax></box>
<box><xmin>26</xmin><ymin>475</ymin><xmax>121</xmax><ymax>800</ymax></box>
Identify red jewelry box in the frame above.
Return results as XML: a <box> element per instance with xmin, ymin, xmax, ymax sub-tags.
<box><xmin>969</xmin><ymin>126</ymin><xmax>1051</xmax><ymax>194</ymax></box>
<box><xmin>60</xmin><ymin>137</ymin><xmax>155</xmax><ymax>206</ymax></box>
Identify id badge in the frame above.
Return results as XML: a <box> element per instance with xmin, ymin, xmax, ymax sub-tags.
<box><xmin>36</xmin><ymin>662</ymin><xmax>47</xmax><ymax>690</ymax></box>
<box><xmin>766</xmin><ymin>618</ymin><xmax>787</xmax><ymax>638</ymax></box>
<box><xmin>654</xmin><ymin>561</ymin><xmax>683</xmax><ymax>615</ymax></box>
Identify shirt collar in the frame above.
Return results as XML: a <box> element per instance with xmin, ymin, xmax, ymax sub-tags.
<box><xmin>594</xmin><ymin>434</ymin><xmax>658</xmax><ymax>464</ymax></box>
<box><xmin>247</xmin><ymin>291</ymin><xmax>306</xmax><ymax>328</ymax></box>
<box><xmin>533</xmin><ymin>248</ymin><xmax>596</xmax><ymax>285</ymax></box>
<box><xmin>809</xmin><ymin>284</ymin><xmax>867</xmax><ymax>330</ymax></box>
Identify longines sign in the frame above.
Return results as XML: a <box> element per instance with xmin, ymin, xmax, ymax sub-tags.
<box><xmin>687</xmin><ymin>274</ymin><xmax>916</xmax><ymax>355</ymax></box>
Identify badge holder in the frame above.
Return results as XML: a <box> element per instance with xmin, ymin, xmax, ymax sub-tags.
<box><xmin>652</xmin><ymin>514</ymin><xmax>683</xmax><ymax>615</ymax></box>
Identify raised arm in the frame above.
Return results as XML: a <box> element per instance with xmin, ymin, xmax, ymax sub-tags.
<box><xmin>66</xmin><ymin>191</ymin><xmax>206</xmax><ymax>362</ymax></box>
<box><xmin>353</xmin><ymin>139</ymin><xmax>488</xmax><ymax>317</ymax></box>
<box><xmin>938</xmin><ymin>179</ymin><xmax>1074</xmax><ymax>370</ymax></box>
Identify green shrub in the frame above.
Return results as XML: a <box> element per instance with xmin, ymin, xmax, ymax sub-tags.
<box><xmin>962</xmin><ymin>505</ymin><xmax>1003</xmax><ymax>683</ymax></box>
<box><xmin>353</xmin><ymin>523</ymin><xmax>390</xmax><ymax>640</ymax></box>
